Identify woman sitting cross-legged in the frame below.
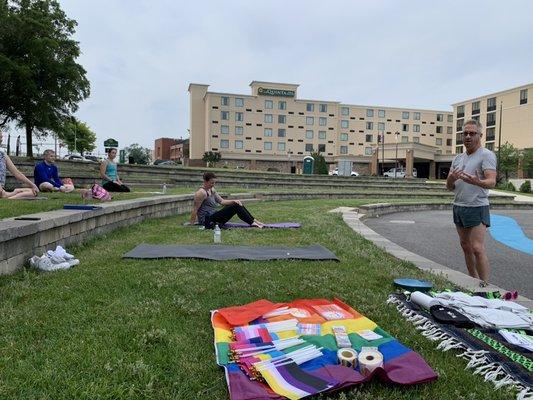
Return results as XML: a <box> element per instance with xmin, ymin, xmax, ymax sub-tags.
<box><xmin>0</xmin><ymin>133</ymin><xmax>39</xmax><ymax>199</ymax></box>
<box><xmin>99</xmin><ymin>148</ymin><xmax>130</xmax><ymax>192</ymax></box>
<box><xmin>189</xmin><ymin>171</ymin><xmax>264</xmax><ymax>229</ymax></box>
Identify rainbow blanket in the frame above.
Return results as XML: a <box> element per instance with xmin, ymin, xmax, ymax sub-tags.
<box><xmin>212</xmin><ymin>298</ymin><xmax>437</xmax><ymax>400</ymax></box>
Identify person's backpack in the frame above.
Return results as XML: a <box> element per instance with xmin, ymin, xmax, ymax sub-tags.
<box><xmin>91</xmin><ymin>184</ymin><xmax>112</xmax><ymax>201</ymax></box>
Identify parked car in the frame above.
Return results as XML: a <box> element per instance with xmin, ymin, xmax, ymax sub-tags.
<box><xmin>83</xmin><ymin>155</ymin><xmax>101</xmax><ymax>163</ymax></box>
<box><xmin>330</xmin><ymin>167</ymin><xmax>359</xmax><ymax>177</ymax></box>
<box><xmin>63</xmin><ymin>154</ymin><xmax>94</xmax><ymax>162</ymax></box>
<box><xmin>383</xmin><ymin>167</ymin><xmax>417</xmax><ymax>178</ymax></box>
<box><xmin>153</xmin><ymin>159</ymin><xmax>175</xmax><ymax>166</ymax></box>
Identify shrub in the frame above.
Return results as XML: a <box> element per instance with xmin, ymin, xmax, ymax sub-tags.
<box><xmin>519</xmin><ymin>180</ymin><xmax>531</xmax><ymax>193</ymax></box>
<box><xmin>505</xmin><ymin>181</ymin><xmax>516</xmax><ymax>191</ymax></box>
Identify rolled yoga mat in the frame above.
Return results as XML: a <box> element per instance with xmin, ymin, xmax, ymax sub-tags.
<box><xmin>410</xmin><ymin>291</ymin><xmax>439</xmax><ymax>310</ymax></box>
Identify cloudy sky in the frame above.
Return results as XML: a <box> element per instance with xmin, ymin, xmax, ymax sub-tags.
<box><xmin>54</xmin><ymin>0</ymin><xmax>533</xmax><ymax>153</ymax></box>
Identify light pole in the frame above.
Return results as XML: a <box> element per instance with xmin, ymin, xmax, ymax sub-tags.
<box><xmin>381</xmin><ymin>132</ymin><xmax>385</xmax><ymax>176</ymax></box>
<box><xmin>497</xmin><ymin>101</ymin><xmax>503</xmax><ymax>183</ymax></box>
<box><xmin>394</xmin><ymin>131</ymin><xmax>400</xmax><ymax>178</ymax></box>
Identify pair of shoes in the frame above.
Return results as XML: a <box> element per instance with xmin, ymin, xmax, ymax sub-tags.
<box><xmin>29</xmin><ymin>254</ymin><xmax>69</xmax><ymax>271</ymax></box>
<box><xmin>47</xmin><ymin>246</ymin><xmax>79</xmax><ymax>267</ymax></box>
<box><xmin>503</xmin><ymin>291</ymin><xmax>518</xmax><ymax>300</ymax></box>
<box><xmin>479</xmin><ymin>281</ymin><xmax>489</xmax><ymax>288</ymax></box>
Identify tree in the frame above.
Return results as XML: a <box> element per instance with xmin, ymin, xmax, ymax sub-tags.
<box><xmin>498</xmin><ymin>142</ymin><xmax>519</xmax><ymax>181</ymax></box>
<box><xmin>124</xmin><ymin>143</ymin><xmax>151</xmax><ymax>165</ymax></box>
<box><xmin>0</xmin><ymin>0</ymin><xmax>90</xmax><ymax>157</ymax></box>
<box><xmin>311</xmin><ymin>151</ymin><xmax>328</xmax><ymax>174</ymax></box>
<box><xmin>57</xmin><ymin>118</ymin><xmax>96</xmax><ymax>155</ymax></box>
<box><xmin>522</xmin><ymin>148</ymin><xmax>533</xmax><ymax>178</ymax></box>
<box><xmin>202</xmin><ymin>151</ymin><xmax>221</xmax><ymax>167</ymax></box>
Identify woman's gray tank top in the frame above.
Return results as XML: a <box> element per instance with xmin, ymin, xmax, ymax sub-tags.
<box><xmin>197</xmin><ymin>188</ymin><xmax>219</xmax><ymax>224</ymax></box>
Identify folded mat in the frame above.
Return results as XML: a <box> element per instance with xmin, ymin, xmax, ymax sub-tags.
<box><xmin>222</xmin><ymin>222</ymin><xmax>300</xmax><ymax>229</ymax></box>
<box><xmin>63</xmin><ymin>204</ymin><xmax>103</xmax><ymax>210</ymax></box>
<box><xmin>212</xmin><ymin>298</ymin><xmax>437</xmax><ymax>400</ymax></box>
<box><xmin>123</xmin><ymin>244</ymin><xmax>338</xmax><ymax>261</ymax></box>
<box><xmin>388</xmin><ymin>293</ymin><xmax>533</xmax><ymax>398</ymax></box>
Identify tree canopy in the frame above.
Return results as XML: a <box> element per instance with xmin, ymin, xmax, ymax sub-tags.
<box><xmin>0</xmin><ymin>0</ymin><xmax>90</xmax><ymax>156</ymax></box>
<box><xmin>57</xmin><ymin>118</ymin><xmax>96</xmax><ymax>155</ymax></box>
<box><xmin>311</xmin><ymin>151</ymin><xmax>328</xmax><ymax>174</ymax></box>
<box><xmin>497</xmin><ymin>141</ymin><xmax>519</xmax><ymax>181</ymax></box>
<box><xmin>203</xmin><ymin>151</ymin><xmax>221</xmax><ymax>167</ymax></box>
<box><xmin>125</xmin><ymin>143</ymin><xmax>151</xmax><ymax>165</ymax></box>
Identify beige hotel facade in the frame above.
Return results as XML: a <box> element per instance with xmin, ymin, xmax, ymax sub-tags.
<box><xmin>188</xmin><ymin>81</ymin><xmax>531</xmax><ymax>178</ymax></box>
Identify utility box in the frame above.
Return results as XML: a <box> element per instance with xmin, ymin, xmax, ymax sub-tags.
<box><xmin>302</xmin><ymin>156</ymin><xmax>314</xmax><ymax>175</ymax></box>
<box><xmin>337</xmin><ymin>159</ymin><xmax>353</xmax><ymax>176</ymax></box>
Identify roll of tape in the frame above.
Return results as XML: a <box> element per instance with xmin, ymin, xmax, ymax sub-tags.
<box><xmin>337</xmin><ymin>348</ymin><xmax>358</xmax><ymax>369</ymax></box>
<box><xmin>358</xmin><ymin>348</ymin><xmax>383</xmax><ymax>376</ymax></box>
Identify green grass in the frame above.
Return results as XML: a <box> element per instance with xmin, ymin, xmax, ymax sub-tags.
<box><xmin>0</xmin><ymin>199</ymin><xmax>516</xmax><ymax>399</ymax></box>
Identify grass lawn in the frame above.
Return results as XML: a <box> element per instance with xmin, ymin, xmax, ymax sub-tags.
<box><xmin>0</xmin><ymin>198</ymin><xmax>516</xmax><ymax>399</ymax></box>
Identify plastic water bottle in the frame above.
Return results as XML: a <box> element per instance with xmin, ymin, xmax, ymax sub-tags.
<box><xmin>214</xmin><ymin>224</ymin><xmax>221</xmax><ymax>243</ymax></box>
<box><xmin>162</xmin><ymin>183</ymin><xmax>167</xmax><ymax>194</ymax></box>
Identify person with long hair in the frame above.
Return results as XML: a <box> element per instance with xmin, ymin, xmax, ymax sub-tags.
<box><xmin>99</xmin><ymin>148</ymin><xmax>130</xmax><ymax>192</ymax></box>
<box><xmin>0</xmin><ymin>132</ymin><xmax>39</xmax><ymax>199</ymax></box>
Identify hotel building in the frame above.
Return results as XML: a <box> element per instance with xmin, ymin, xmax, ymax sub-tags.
<box><xmin>189</xmin><ymin>81</ymin><xmax>455</xmax><ymax>178</ymax></box>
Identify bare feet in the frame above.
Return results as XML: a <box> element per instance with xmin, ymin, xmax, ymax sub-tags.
<box><xmin>251</xmin><ymin>220</ymin><xmax>264</xmax><ymax>229</ymax></box>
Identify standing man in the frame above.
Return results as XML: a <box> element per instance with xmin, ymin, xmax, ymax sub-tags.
<box><xmin>34</xmin><ymin>150</ymin><xmax>74</xmax><ymax>192</ymax></box>
<box><xmin>446</xmin><ymin>120</ymin><xmax>497</xmax><ymax>286</ymax></box>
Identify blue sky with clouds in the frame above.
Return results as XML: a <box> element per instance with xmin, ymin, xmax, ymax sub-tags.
<box><xmin>54</xmin><ymin>0</ymin><xmax>533</xmax><ymax>152</ymax></box>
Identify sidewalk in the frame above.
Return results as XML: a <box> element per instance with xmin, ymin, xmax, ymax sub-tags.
<box><xmin>490</xmin><ymin>189</ymin><xmax>533</xmax><ymax>203</ymax></box>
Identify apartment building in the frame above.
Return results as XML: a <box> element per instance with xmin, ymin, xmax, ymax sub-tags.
<box><xmin>452</xmin><ymin>83</ymin><xmax>533</xmax><ymax>153</ymax></box>
<box><xmin>189</xmin><ymin>81</ymin><xmax>454</xmax><ymax>177</ymax></box>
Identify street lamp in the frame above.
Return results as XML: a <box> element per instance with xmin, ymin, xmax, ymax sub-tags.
<box><xmin>394</xmin><ymin>131</ymin><xmax>400</xmax><ymax>178</ymax></box>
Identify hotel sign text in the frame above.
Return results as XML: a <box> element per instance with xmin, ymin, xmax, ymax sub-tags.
<box><xmin>258</xmin><ymin>87</ymin><xmax>295</xmax><ymax>97</ymax></box>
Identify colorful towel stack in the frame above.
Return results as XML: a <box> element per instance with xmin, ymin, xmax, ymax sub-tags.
<box><xmin>212</xmin><ymin>298</ymin><xmax>437</xmax><ymax>400</ymax></box>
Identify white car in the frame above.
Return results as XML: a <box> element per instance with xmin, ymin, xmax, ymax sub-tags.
<box><xmin>383</xmin><ymin>167</ymin><xmax>417</xmax><ymax>178</ymax></box>
<box><xmin>330</xmin><ymin>167</ymin><xmax>359</xmax><ymax>177</ymax></box>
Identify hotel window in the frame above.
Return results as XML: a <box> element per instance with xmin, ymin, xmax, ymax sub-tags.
<box><xmin>436</xmin><ymin>113</ymin><xmax>443</xmax><ymax>122</ymax></box>
<box><xmin>278</xmin><ymin>142</ymin><xmax>286</xmax><ymax>151</ymax></box>
<box><xmin>402</xmin><ymin>124</ymin><xmax>409</xmax><ymax>132</ymax></box>
<box><xmin>340</xmin><ymin>133</ymin><xmax>348</xmax><ymax>141</ymax></box>
<box><xmin>402</xmin><ymin>111</ymin><xmax>410</xmax><ymax>119</ymax></box>
<box><xmin>436</xmin><ymin>126</ymin><xmax>442</xmax><ymax>134</ymax></box>
<box><xmin>364</xmin><ymin>147</ymin><xmax>373</xmax><ymax>155</ymax></box>
<box><xmin>486</xmin><ymin>112</ymin><xmax>496</xmax><ymax>127</ymax></box>
<box><xmin>401</xmin><ymin>136</ymin><xmax>408</xmax><ymax>143</ymax></box>
<box><xmin>456</xmin><ymin>145</ymin><xmax>463</xmax><ymax>153</ymax></box>
<box><xmin>318</xmin><ymin>131</ymin><xmax>326</xmax><ymax>139</ymax></box>
<box><xmin>221</xmin><ymin>111</ymin><xmax>229</xmax><ymax>120</ymax></box>
<box><xmin>264</xmin><ymin>141</ymin><xmax>272</xmax><ymax>150</ymax></box>
<box><xmin>306</xmin><ymin>116</ymin><xmax>314</xmax><ymax>125</ymax></box>
<box><xmin>341</xmin><ymin>120</ymin><xmax>349</xmax><ymax>128</ymax></box>
<box><xmin>235</xmin><ymin>126</ymin><xmax>243</xmax><ymax>135</ymax></box>
<box><xmin>265</xmin><ymin>100</ymin><xmax>273</xmax><ymax>109</ymax></box>
<box><xmin>341</xmin><ymin>107</ymin><xmax>349</xmax><ymax>116</ymax></box>
<box><xmin>318</xmin><ymin>144</ymin><xmax>326</xmax><ymax>152</ymax></box>
<box><xmin>305</xmin><ymin>130</ymin><xmax>314</xmax><ymax>139</ymax></box>
<box><xmin>319</xmin><ymin>117</ymin><xmax>327</xmax><ymax>126</ymax></box>
<box><xmin>520</xmin><ymin>89</ymin><xmax>528</xmax><ymax>105</ymax></box>
<box><xmin>447</xmin><ymin>126</ymin><xmax>452</xmax><ymax>134</ymax></box>
<box><xmin>436</xmin><ymin>138</ymin><xmax>442</xmax><ymax>146</ymax></box>
<box><xmin>447</xmin><ymin>139</ymin><xmax>453</xmax><ymax>146</ymax></box>
<box><xmin>278</xmin><ymin>128</ymin><xmax>286</xmax><ymax>137</ymax></box>
<box><xmin>365</xmin><ymin>134</ymin><xmax>373</xmax><ymax>142</ymax></box>
<box><xmin>366</xmin><ymin>121</ymin><xmax>373</xmax><ymax>130</ymax></box>
<box><xmin>486</xmin><ymin>142</ymin><xmax>494</xmax><ymax>150</ymax></box>
<box><xmin>413</xmin><ymin>137</ymin><xmax>420</xmax><ymax>143</ymax></box>
<box><xmin>235</xmin><ymin>112</ymin><xmax>243</xmax><ymax>122</ymax></box>
<box><xmin>378</xmin><ymin>109</ymin><xmax>386</xmax><ymax>118</ymax></box>
<box><xmin>278</xmin><ymin>114</ymin><xmax>286</xmax><ymax>124</ymax></box>
<box><xmin>235</xmin><ymin>98</ymin><xmax>244</xmax><ymax>107</ymax></box>
<box><xmin>471</xmin><ymin>101</ymin><xmax>480</xmax><ymax>114</ymax></box>
<box><xmin>306</xmin><ymin>103</ymin><xmax>314</xmax><ymax>112</ymax></box>
<box><xmin>447</xmin><ymin>114</ymin><xmax>453</xmax><ymax>122</ymax></box>
<box><xmin>366</xmin><ymin>109</ymin><xmax>374</xmax><ymax>117</ymax></box>
<box><xmin>378</xmin><ymin>122</ymin><xmax>385</xmax><ymax>131</ymax></box>
<box><xmin>340</xmin><ymin>146</ymin><xmax>348</xmax><ymax>154</ymax></box>
<box><xmin>486</xmin><ymin>127</ymin><xmax>495</xmax><ymax>141</ymax></box>
<box><xmin>472</xmin><ymin>115</ymin><xmax>480</xmax><ymax>122</ymax></box>
<box><xmin>456</xmin><ymin>118</ymin><xmax>463</xmax><ymax>132</ymax></box>
<box><xmin>221</xmin><ymin>96</ymin><xmax>229</xmax><ymax>106</ymax></box>
<box><xmin>319</xmin><ymin>104</ymin><xmax>327</xmax><ymax>113</ymax></box>
<box><xmin>235</xmin><ymin>140</ymin><xmax>243</xmax><ymax>149</ymax></box>
<box><xmin>221</xmin><ymin>125</ymin><xmax>229</xmax><ymax>134</ymax></box>
<box><xmin>278</xmin><ymin>101</ymin><xmax>286</xmax><ymax>110</ymax></box>
<box><xmin>305</xmin><ymin>143</ymin><xmax>314</xmax><ymax>152</ymax></box>
<box><xmin>413</xmin><ymin>124</ymin><xmax>420</xmax><ymax>132</ymax></box>
<box><xmin>220</xmin><ymin>139</ymin><xmax>229</xmax><ymax>148</ymax></box>
<box><xmin>264</xmin><ymin>128</ymin><xmax>273</xmax><ymax>137</ymax></box>
<box><xmin>265</xmin><ymin>114</ymin><xmax>273</xmax><ymax>123</ymax></box>
<box><xmin>414</xmin><ymin>112</ymin><xmax>421</xmax><ymax>120</ymax></box>
<box><xmin>457</xmin><ymin>105</ymin><xmax>465</xmax><ymax>118</ymax></box>
<box><xmin>487</xmin><ymin>97</ymin><xmax>496</xmax><ymax>112</ymax></box>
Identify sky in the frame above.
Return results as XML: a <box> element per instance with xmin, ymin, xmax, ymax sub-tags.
<box><xmin>29</xmin><ymin>0</ymin><xmax>533</xmax><ymax>153</ymax></box>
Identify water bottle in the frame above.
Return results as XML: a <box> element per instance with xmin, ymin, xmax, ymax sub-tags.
<box><xmin>214</xmin><ymin>224</ymin><xmax>221</xmax><ymax>243</ymax></box>
<box><xmin>162</xmin><ymin>183</ymin><xmax>167</xmax><ymax>194</ymax></box>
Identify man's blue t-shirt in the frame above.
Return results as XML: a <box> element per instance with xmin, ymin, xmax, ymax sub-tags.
<box><xmin>34</xmin><ymin>161</ymin><xmax>62</xmax><ymax>188</ymax></box>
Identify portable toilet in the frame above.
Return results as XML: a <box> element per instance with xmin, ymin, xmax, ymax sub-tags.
<box><xmin>302</xmin><ymin>156</ymin><xmax>314</xmax><ymax>175</ymax></box>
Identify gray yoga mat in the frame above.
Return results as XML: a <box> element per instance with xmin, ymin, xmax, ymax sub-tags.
<box><xmin>123</xmin><ymin>244</ymin><xmax>339</xmax><ymax>261</ymax></box>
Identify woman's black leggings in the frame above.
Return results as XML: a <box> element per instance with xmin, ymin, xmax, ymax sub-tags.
<box><xmin>103</xmin><ymin>181</ymin><xmax>130</xmax><ymax>192</ymax></box>
<box><xmin>206</xmin><ymin>204</ymin><xmax>255</xmax><ymax>227</ymax></box>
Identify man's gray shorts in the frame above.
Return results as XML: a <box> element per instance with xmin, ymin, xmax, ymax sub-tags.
<box><xmin>453</xmin><ymin>205</ymin><xmax>491</xmax><ymax>228</ymax></box>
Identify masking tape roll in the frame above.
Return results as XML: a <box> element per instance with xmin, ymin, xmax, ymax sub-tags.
<box><xmin>337</xmin><ymin>348</ymin><xmax>358</xmax><ymax>369</ymax></box>
<box><xmin>358</xmin><ymin>349</ymin><xmax>384</xmax><ymax>376</ymax></box>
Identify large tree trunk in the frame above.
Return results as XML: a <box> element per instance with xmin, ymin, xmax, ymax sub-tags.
<box><xmin>25</xmin><ymin>124</ymin><xmax>33</xmax><ymax>157</ymax></box>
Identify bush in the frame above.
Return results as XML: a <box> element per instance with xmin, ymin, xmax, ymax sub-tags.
<box><xmin>497</xmin><ymin>180</ymin><xmax>515</xmax><ymax>191</ymax></box>
<box><xmin>519</xmin><ymin>180</ymin><xmax>531</xmax><ymax>193</ymax></box>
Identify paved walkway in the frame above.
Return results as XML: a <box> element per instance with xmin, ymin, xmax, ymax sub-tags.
<box><xmin>332</xmin><ymin>207</ymin><xmax>533</xmax><ymax>309</ymax></box>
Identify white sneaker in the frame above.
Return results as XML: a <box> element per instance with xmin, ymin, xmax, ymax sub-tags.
<box><xmin>54</xmin><ymin>245</ymin><xmax>75</xmax><ymax>260</ymax></box>
<box><xmin>45</xmin><ymin>254</ymin><xmax>71</xmax><ymax>270</ymax></box>
<box><xmin>29</xmin><ymin>255</ymin><xmax>40</xmax><ymax>268</ymax></box>
<box><xmin>67</xmin><ymin>258</ymin><xmax>80</xmax><ymax>267</ymax></box>
<box><xmin>36</xmin><ymin>255</ymin><xmax>55</xmax><ymax>271</ymax></box>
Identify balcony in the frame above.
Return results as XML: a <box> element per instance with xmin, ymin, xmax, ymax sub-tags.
<box><xmin>471</xmin><ymin>108</ymin><xmax>480</xmax><ymax>115</ymax></box>
<box><xmin>487</xmin><ymin>105</ymin><xmax>496</xmax><ymax>112</ymax></box>
<box><xmin>520</xmin><ymin>98</ymin><xmax>528</xmax><ymax>105</ymax></box>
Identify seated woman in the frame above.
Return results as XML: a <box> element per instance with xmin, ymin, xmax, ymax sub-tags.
<box><xmin>0</xmin><ymin>134</ymin><xmax>39</xmax><ymax>199</ymax></box>
<box><xmin>189</xmin><ymin>171</ymin><xmax>264</xmax><ymax>228</ymax></box>
<box><xmin>99</xmin><ymin>148</ymin><xmax>130</xmax><ymax>192</ymax></box>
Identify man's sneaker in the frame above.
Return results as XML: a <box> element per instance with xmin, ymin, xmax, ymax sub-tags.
<box><xmin>28</xmin><ymin>255</ymin><xmax>41</xmax><ymax>269</ymax></box>
<box><xmin>53</xmin><ymin>245</ymin><xmax>75</xmax><ymax>260</ymax></box>
<box><xmin>66</xmin><ymin>258</ymin><xmax>80</xmax><ymax>267</ymax></box>
<box><xmin>45</xmin><ymin>254</ymin><xmax>71</xmax><ymax>270</ymax></box>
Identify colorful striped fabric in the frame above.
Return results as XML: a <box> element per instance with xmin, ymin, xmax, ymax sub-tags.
<box><xmin>212</xmin><ymin>298</ymin><xmax>438</xmax><ymax>400</ymax></box>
